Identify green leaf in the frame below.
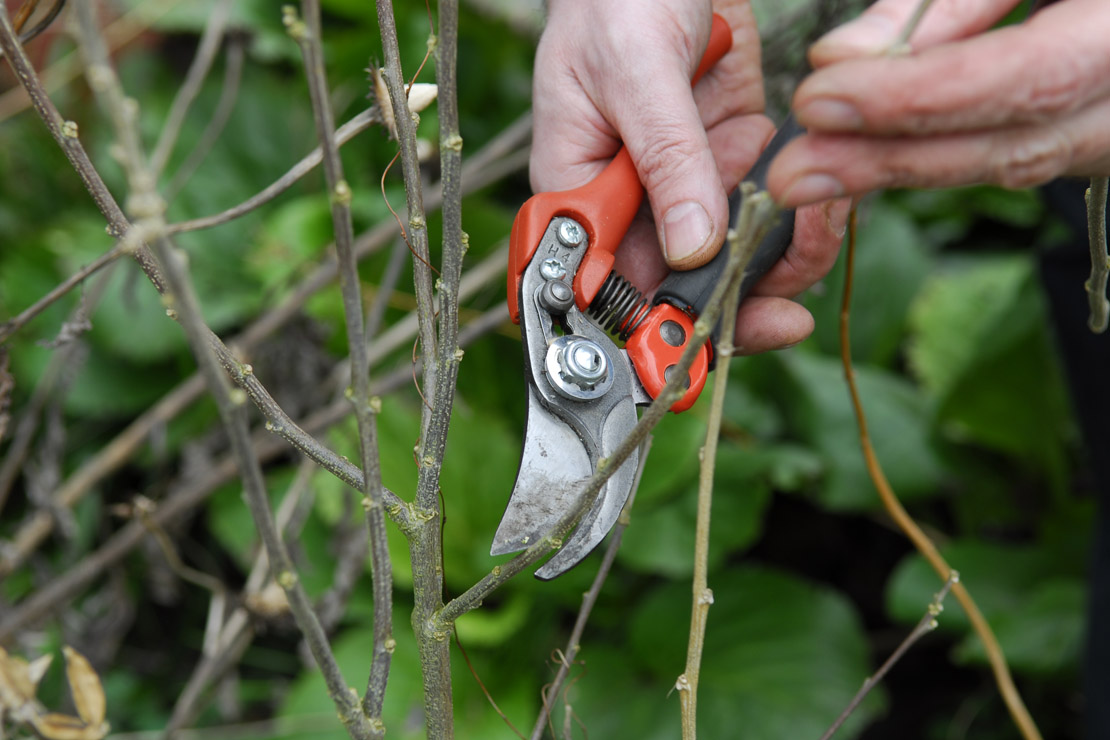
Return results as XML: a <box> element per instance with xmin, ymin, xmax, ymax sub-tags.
<box><xmin>807</xmin><ymin>201</ymin><xmax>933</xmax><ymax>366</ymax></box>
<box><xmin>279</xmin><ymin>605</ymin><xmax>539</xmax><ymax>740</ymax></box>
<box><xmin>246</xmin><ymin>196</ymin><xmax>332</xmax><ymax>292</ymax></box>
<box><xmin>455</xmin><ymin>591</ymin><xmax>531</xmax><ymax>647</ymax></box>
<box><xmin>722</xmin><ymin>378</ymin><xmax>785</xmax><ymax>439</ymax></box>
<box><xmin>617</xmin><ymin>476</ymin><xmax>770</xmax><ymax>577</ymax></box>
<box><xmin>207</xmin><ymin>467</ymin><xmax>297</xmax><ymax>570</ymax></box>
<box><xmin>886</xmin><ymin>540</ymin><xmax>1084</xmax><ymax>675</ymax></box>
<box><xmin>907</xmin><ymin>255</ymin><xmax>1071</xmax><ymax>476</ymax></box>
<box><xmin>583</xmin><ymin>566</ymin><xmax>884</xmax><ymax>740</ymax></box>
<box><xmin>954</xmin><ymin>580</ymin><xmax>1084</xmax><ymax>675</ymax></box>
<box><xmin>631</xmin><ymin>407</ymin><xmax>706</xmax><ymax>506</ymax></box>
<box><xmin>747</xmin><ymin>351</ymin><xmax>945</xmax><ymax>510</ymax></box>
<box><xmin>90</xmin><ymin>263</ymin><xmax>187</xmax><ymax>363</ymax></box>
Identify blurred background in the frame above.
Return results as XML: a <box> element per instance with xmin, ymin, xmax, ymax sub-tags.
<box><xmin>0</xmin><ymin>0</ymin><xmax>1099</xmax><ymax>738</ymax></box>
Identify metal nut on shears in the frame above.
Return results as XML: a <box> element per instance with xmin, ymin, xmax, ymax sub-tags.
<box><xmin>545</xmin><ymin>335</ymin><xmax>614</xmax><ymax>400</ymax></box>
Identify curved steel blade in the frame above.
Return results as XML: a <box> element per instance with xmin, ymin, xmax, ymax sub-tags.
<box><xmin>493</xmin><ymin>216</ymin><xmax>642</xmax><ymax>578</ymax></box>
<box><xmin>533</xmin><ymin>388</ymin><xmax>638</xmax><ymax>580</ymax></box>
<box><xmin>491</xmin><ymin>386</ymin><xmax>592</xmax><ymax>556</ymax></box>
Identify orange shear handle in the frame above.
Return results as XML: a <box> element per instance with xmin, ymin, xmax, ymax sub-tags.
<box><xmin>507</xmin><ymin>14</ymin><xmax>733</xmax><ymax>323</ymax></box>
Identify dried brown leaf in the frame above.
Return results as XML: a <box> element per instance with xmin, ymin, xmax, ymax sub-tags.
<box><xmin>31</xmin><ymin>711</ymin><xmax>107</xmax><ymax>740</ymax></box>
<box><xmin>27</xmin><ymin>654</ymin><xmax>53</xmax><ymax>691</ymax></box>
<box><xmin>0</xmin><ymin>646</ymin><xmax>39</xmax><ymax>704</ymax></box>
<box><xmin>62</xmin><ymin>647</ymin><xmax>106</xmax><ymax>727</ymax></box>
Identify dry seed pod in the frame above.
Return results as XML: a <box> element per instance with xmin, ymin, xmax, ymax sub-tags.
<box><xmin>370</xmin><ymin>66</ymin><xmax>438</xmax><ymax>140</ymax></box>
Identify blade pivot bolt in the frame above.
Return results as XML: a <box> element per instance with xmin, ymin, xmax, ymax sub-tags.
<box><xmin>546</xmin><ymin>336</ymin><xmax>614</xmax><ymax>400</ymax></box>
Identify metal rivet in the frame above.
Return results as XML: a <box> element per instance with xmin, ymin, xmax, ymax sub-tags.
<box><xmin>664</xmin><ymin>364</ymin><xmax>690</xmax><ymax>390</ymax></box>
<box><xmin>659</xmin><ymin>320</ymin><xmax>686</xmax><ymax>347</ymax></box>
<box><xmin>539</xmin><ymin>280</ymin><xmax>575</xmax><ymax>314</ymax></box>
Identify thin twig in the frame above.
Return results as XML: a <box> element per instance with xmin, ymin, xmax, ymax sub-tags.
<box><xmin>0</xmin><ymin>15</ymin><xmax>525</xmax><ymax>571</ymax></box>
<box><xmin>677</xmin><ymin>189</ymin><xmax>768</xmax><ymax>740</ymax></box>
<box><xmin>292</xmin><ymin>2</ymin><xmax>393</xmax><ymax>729</ymax></box>
<box><xmin>374</xmin><ymin>0</ymin><xmax>438</xmax><ymax>435</ymax></box>
<box><xmin>163</xmin><ymin>34</ymin><xmax>245</xmax><ymax>200</ymax></box>
<box><xmin>820</xmin><ymin>572</ymin><xmax>958</xmax><ymax>740</ymax></box>
<box><xmin>0</xmin><ymin>258</ymin><xmax>118</xmax><ymax>513</ymax></box>
<box><xmin>838</xmin><ymin>210</ymin><xmax>1043</xmax><ymax>740</ymax></box>
<box><xmin>1084</xmin><ymin>177</ymin><xmax>1109</xmax><ymax>333</ymax></box>
<box><xmin>891</xmin><ymin>0</ymin><xmax>937</xmax><ymax>49</ymax></box>
<box><xmin>529</xmin><ymin>437</ymin><xmax>653</xmax><ymax>740</ymax></box>
<box><xmin>0</xmin><ymin>242</ymin><xmax>125</xmax><ymax>345</ymax></box>
<box><xmin>149</xmin><ymin>0</ymin><xmax>233</xmax><ymax>178</ymax></box>
<box><xmin>165</xmin><ymin>459</ymin><xmax>316</xmax><ymax>736</ymax></box>
<box><xmin>165</xmin><ymin>106</ymin><xmax>381</xmax><ymax>234</ymax></box>
<box><xmin>70</xmin><ymin>2</ymin><xmax>374</xmax><ymax>735</ymax></box>
<box><xmin>0</xmin><ymin>305</ymin><xmax>504</xmax><ymax>640</ymax></box>
<box><xmin>132</xmin><ymin>495</ymin><xmax>227</xmax><ymax>596</ymax></box>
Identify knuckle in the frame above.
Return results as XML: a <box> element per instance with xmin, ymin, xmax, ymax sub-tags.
<box><xmin>632</xmin><ymin>121</ymin><xmax>703</xmax><ymax>191</ymax></box>
<box><xmin>990</xmin><ymin>127</ymin><xmax>1073</xmax><ymax>188</ymax></box>
<box><xmin>1016</xmin><ymin>42</ymin><xmax>1089</xmax><ymax>119</ymax></box>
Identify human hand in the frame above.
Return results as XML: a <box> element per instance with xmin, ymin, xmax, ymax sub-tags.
<box><xmin>770</xmin><ymin>0</ymin><xmax>1110</xmax><ymax>208</ymax></box>
<box><xmin>531</xmin><ymin>0</ymin><xmax>849</xmax><ymax>353</ymax></box>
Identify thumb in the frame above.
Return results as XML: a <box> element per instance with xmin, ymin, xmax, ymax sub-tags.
<box><xmin>809</xmin><ymin>0</ymin><xmax>1017</xmax><ymax>65</ymax></box>
<box><xmin>614</xmin><ymin>67</ymin><xmax>728</xmax><ymax>270</ymax></box>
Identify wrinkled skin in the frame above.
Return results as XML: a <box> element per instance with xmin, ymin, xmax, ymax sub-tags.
<box><xmin>533</xmin><ymin>0</ymin><xmax>1110</xmax><ymax>353</ymax></box>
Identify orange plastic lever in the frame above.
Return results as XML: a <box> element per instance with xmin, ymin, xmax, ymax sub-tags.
<box><xmin>507</xmin><ymin>14</ymin><xmax>733</xmax><ymax>323</ymax></box>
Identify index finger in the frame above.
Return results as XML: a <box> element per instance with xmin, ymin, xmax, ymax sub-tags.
<box><xmin>794</xmin><ymin>0</ymin><xmax>1110</xmax><ymax>137</ymax></box>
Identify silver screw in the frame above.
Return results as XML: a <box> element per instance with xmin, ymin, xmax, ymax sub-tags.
<box><xmin>557</xmin><ymin>220</ymin><xmax>583</xmax><ymax>248</ymax></box>
<box><xmin>540</xmin><ymin>258</ymin><xmax>567</xmax><ymax>281</ymax></box>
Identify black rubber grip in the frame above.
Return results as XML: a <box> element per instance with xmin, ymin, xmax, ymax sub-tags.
<box><xmin>654</xmin><ymin>113</ymin><xmax>804</xmax><ymax>318</ymax></box>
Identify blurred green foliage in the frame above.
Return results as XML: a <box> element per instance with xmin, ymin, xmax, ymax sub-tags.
<box><xmin>0</xmin><ymin>2</ymin><xmax>1091</xmax><ymax>739</ymax></box>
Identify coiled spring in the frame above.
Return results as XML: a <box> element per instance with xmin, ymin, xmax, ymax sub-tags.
<box><xmin>587</xmin><ymin>271</ymin><xmax>651</xmax><ymax>341</ymax></box>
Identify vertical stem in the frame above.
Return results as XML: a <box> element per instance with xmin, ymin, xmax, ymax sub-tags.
<box><xmin>677</xmin><ymin>196</ymin><xmax>765</xmax><ymax>740</ymax></box>
<box><xmin>292</xmin><ymin>1</ymin><xmax>394</xmax><ymax>727</ymax></box>
<box><xmin>62</xmin><ymin>4</ymin><xmax>374</xmax><ymax>737</ymax></box>
<box><xmin>1084</xmin><ymin>177</ymin><xmax>1109</xmax><ymax>333</ymax></box>
<box><xmin>412</xmin><ymin>0</ymin><xmax>464</xmax><ymax>735</ymax></box>
<box><xmin>374</xmin><ymin>0</ymin><xmax>438</xmax><ymax>426</ymax></box>
<box><xmin>838</xmin><ymin>211</ymin><xmax>1043</xmax><ymax>740</ymax></box>
<box><xmin>372</xmin><ymin>1</ymin><xmax>463</xmax><ymax>736</ymax></box>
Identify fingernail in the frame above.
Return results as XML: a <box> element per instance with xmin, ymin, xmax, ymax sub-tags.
<box><xmin>812</xmin><ymin>14</ymin><xmax>894</xmax><ymax>57</ymax></box>
<box><xmin>662</xmin><ymin>201</ymin><xmax>712</xmax><ymax>264</ymax></box>
<box><xmin>824</xmin><ymin>198</ymin><xmax>852</xmax><ymax>239</ymax></box>
<box><xmin>796</xmin><ymin>99</ymin><xmax>862</xmax><ymax>131</ymax></box>
<box><xmin>782</xmin><ymin>174</ymin><xmax>844</xmax><ymax>207</ymax></box>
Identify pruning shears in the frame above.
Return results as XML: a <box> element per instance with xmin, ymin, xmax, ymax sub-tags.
<box><xmin>493</xmin><ymin>15</ymin><xmax>803</xmax><ymax>579</ymax></box>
